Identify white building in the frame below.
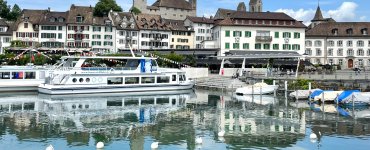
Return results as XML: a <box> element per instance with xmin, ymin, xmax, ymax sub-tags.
<box><xmin>90</xmin><ymin>16</ymin><xmax>116</xmax><ymax>53</ymax></box>
<box><xmin>135</xmin><ymin>14</ymin><xmax>171</xmax><ymax>49</ymax></box>
<box><xmin>209</xmin><ymin>6</ymin><xmax>306</xmax><ymax>56</ymax></box>
<box><xmin>306</xmin><ymin>6</ymin><xmax>370</xmax><ymax>69</ymax></box>
<box><xmin>109</xmin><ymin>11</ymin><xmax>139</xmax><ymax>51</ymax></box>
<box><xmin>0</xmin><ymin>19</ymin><xmax>12</xmax><ymax>54</ymax></box>
<box><xmin>184</xmin><ymin>16</ymin><xmax>213</xmax><ymax>49</ymax></box>
<box><xmin>66</xmin><ymin>5</ymin><xmax>93</xmax><ymax>51</ymax></box>
<box><xmin>38</xmin><ymin>11</ymin><xmax>67</xmax><ymax>50</ymax></box>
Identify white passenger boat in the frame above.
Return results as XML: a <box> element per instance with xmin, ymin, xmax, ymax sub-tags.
<box><xmin>235</xmin><ymin>82</ymin><xmax>278</xmax><ymax>95</ymax></box>
<box><xmin>0</xmin><ymin>65</ymin><xmax>49</xmax><ymax>92</ymax></box>
<box><xmin>38</xmin><ymin>56</ymin><xmax>194</xmax><ymax>95</ymax></box>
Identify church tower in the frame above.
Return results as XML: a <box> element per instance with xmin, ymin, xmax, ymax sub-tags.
<box><xmin>133</xmin><ymin>0</ymin><xmax>148</xmax><ymax>13</ymax></box>
<box><xmin>249</xmin><ymin>0</ymin><xmax>262</xmax><ymax>12</ymax></box>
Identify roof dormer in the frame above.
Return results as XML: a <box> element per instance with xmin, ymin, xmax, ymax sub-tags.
<box><xmin>76</xmin><ymin>15</ymin><xmax>84</xmax><ymax>23</ymax></box>
<box><xmin>361</xmin><ymin>28</ymin><xmax>368</xmax><ymax>35</ymax></box>
<box><xmin>346</xmin><ymin>28</ymin><xmax>353</xmax><ymax>35</ymax></box>
<box><xmin>332</xmin><ymin>28</ymin><xmax>338</xmax><ymax>35</ymax></box>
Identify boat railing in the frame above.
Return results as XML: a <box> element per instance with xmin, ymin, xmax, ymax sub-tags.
<box><xmin>54</xmin><ymin>67</ymin><xmax>139</xmax><ymax>73</ymax></box>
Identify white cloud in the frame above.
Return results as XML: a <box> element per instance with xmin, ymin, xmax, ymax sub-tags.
<box><xmin>276</xmin><ymin>2</ymin><xmax>363</xmax><ymax>25</ymax></box>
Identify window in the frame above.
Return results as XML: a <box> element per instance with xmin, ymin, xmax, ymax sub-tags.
<box><xmin>76</xmin><ymin>15</ymin><xmax>83</xmax><ymax>23</ymax></box>
<box><xmin>172</xmin><ymin>75</ymin><xmax>177</xmax><ymax>81</ymax></box>
<box><xmin>347</xmin><ymin>49</ymin><xmax>354</xmax><ymax>56</ymax></box>
<box><xmin>72</xmin><ymin>78</ymin><xmax>77</xmax><ymax>83</ymax></box>
<box><xmin>274</xmin><ymin>32</ymin><xmax>279</xmax><ymax>38</ymax></box>
<box><xmin>283</xmin><ymin>32</ymin><xmax>291</xmax><ymax>38</ymax></box>
<box><xmin>93</xmin><ymin>26</ymin><xmax>101</xmax><ymax>32</ymax></box>
<box><xmin>12</xmin><ymin>72</ymin><xmax>23</xmax><ymax>79</ymax></box>
<box><xmin>79</xmin><ymin>78</ymin><xmax>84</xmax><ymax>83</ymax></box>
<box><xmin>283</xmin><ymin>44</ymin><xmax>291</xmax><ymax>50</ymax></box>
<box><xmin>243</xmin><ymin>43</ymin><xmax>249</xmax><ymax>49</ymax></box>
<box><xmin>255</xmin><ymin>43</ymin><xmax>262</xmax><ymax>49</ymax></box>
<box><xmin>58</xmin><ymin>33</ymin><xmax>62</xmax><ymax>39</ymax></box>
<box><xmin>233</xmin><ymin>43</ymin><xmax>239</xmax><ymax>49</ymax></box>
<box><xmin>273</xmin><ymin>44</ymin><xmax>279</xmax><ymax>50</ymax></box>
<box><xmin>328</xmin><ymin>59</ymin><xmax>334</xmax><ymax>64</ymax></box>
<box><xmin>225</xmin><ymin>43</ymin><xmax>230</xmax><ymax>49</ymax></box>
<box><xmin>328</xmin><ymin>40</ymin><xmax>334</xmax><ymax>47</ymax></box>
<box><xmin>314</xmin><ymin>40</ymin><xmax>322</xmax><ymax>47</ymax></box>
<box><xmin>347</xmin><ymin>40</ymin><xmax>353</xmax><ymax>47</ymax></box>
<box><xmin>24</xmin><ymin>23</ymin><xmax>28</xmax><ymax>28</ymax></box>
<box><xmin>337</xmin><ymin>40</ymin><xmax>343</xmax><ymax>47</ymax></box>
<box><xmin>328</xmin><ymin>49</ymin><xmax>333</xmax><ymax>56</ymax></box>
<box><xmin>292</xmin><ymin>44</ymin><xmax>300</xmax><ymax>50</ymax></box>
<box><xmin>357</xmin><ymin>49</ymin><xmax>364</xmax><ymax>56</ymax></box>
<box><xmin>125</xmin><ymin>77</ymin><xmax>139</xmax><ymax>84</ymax></box>
<box><xmin>141</xmin><ymin>77</ymin><xmax>155</xmax><ymax>84</ymax></box>
<box><xmin>3</xmin><ymin>37</ymin><xmax>11</xmax><ymax>43</ymax></box>
<box><xmin>357</xmin><ymin>40</ymin><xmax>364</xmax><ymax>47</ymax></box>
<box><xmin>305</xmin><ymin>40</ymin><xmax>312</xmax><ymax>47</ymax></box>
<box><xmin>359</xmin><ymin>59</ymin><xmax>364</xmax><ymax>66</ymax></box>
<box><xmin>337</xmin><ymin>49</ymin><xmax>343</xmax><ymax>56</ymax></box>
<box><xmin>367</xmin><ymin>49</ymin><xmax>370</xmax><ymax>56</ymax></box>
<box><xmin>316</xmin><ymin>49</ymin><xmax>322</xmax><ymax>56</ymax></box>
<box><xmin>293</xmin><ymin>32</ymin><xmax>300</xmax><ymax>38</ymax></box>
<box><xmin>233</xmin><ymin>31</ymin><xmax>242</xmax><ymax>37</ymax></box>
<box><xmin>41</xmin><ymin>26</ymin><xmax>57</xmax><ymax>30</ymax></box>
<box><xmin>305</xmin><ymin>49</ymin><xmax>312</xmax><ymax>56</ymax></box>
<box><xmin>339</xmin><ymin>59</ymin><xmax>343</xmax><ymax>65</ymax></box>
<box><xmin>346</xmin><ymin>28</ymin><xmax>353</xmax><ymax>35</ymax></box>
<box><xmin>58</xmin><ymin>26</ymin><xmax>62</xmax><ymax>30</ymax></box>
<box><xmin>332</xmin><ymin>29</ymin><xmax>338</xmax><ymax>35</ymax></box>
<box><xmin>108</xmin><ymin>77</ymin><xmax>123</xmax><ymax>84</ymax></box>
<box><xmin>105</xmin><ymin>26</ymin><xmax>113</xmax><ymax>32</ymax></box>
<box><xmin>316</xmin><ymin>59</ymin><xmax>321</xmax><ymax>64</ymax></box>
<box><xmin>263</xmin><ymin>44</ymin><xmax>270</xmax><ymax>50</ymax></box>
<box><xmin>225</xmin><ymin>30</ymin><xmax>230</xmax><ymax>37</ymax></box>
<box><xmin>179</xmin><ymin>74</ymin><xmax>186</xmax><ymax>81</ymax></box>
<box><xmin>245</xmin><ymin>31</ymin><xmax>251</xmax><ymax>37</ymax></box>
<box><xmin>157</xmin><ymin>76</ymin><xmax>170</xmax><ymax>83</ymax></box>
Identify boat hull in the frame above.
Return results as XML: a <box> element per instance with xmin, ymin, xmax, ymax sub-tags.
<box><xmin>235</xmin><ymin>85</ymin><xmax>278</xmax><ymax>95</ymax></box>
<box><xmin>0</xmin><ymin>80</ymin><xmax>44</xmax><ymax>92</ymax></box>
<box><xmin>39</xmin><ymin>83</ymin><xmax>194</xmax><ymax>95</ymax></box>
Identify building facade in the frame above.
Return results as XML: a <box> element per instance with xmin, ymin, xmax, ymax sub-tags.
<box><xmin>66</xmin><ymin>5</ymin><xmax>93</xmax><ymax>51</ymax></box>
<box><xmin>210</xmin><ymin>4</ymin><xmax>306</xmax><ymax>56</ymax></box>
<box><xmin>109</xmin><ymin>11</ymin><xmax>139</xmax><ymax>51</ymax></box>
<box><xmin>135</xmin><ymin>14</ymin><xmax>171</xmax><ymax>49</ymax></box>
<box><xmin>166</xmin><ymin>19</ymin><xmax>194</xmax><ymax>49</ymax></box>
<box><xmin>38</xmin><ymin>11</ymin><xmax>67</xmax><ymax>50</ymax></box>
<box><xmin>184</xmin><ymin>16</ymin><xmax>214</xmax><ymax>49</ymax></box>
<box><xmin>133</xmin><ymin>0</ymin><xmax>196</xmax><ymax>20</ymax></box>
<box><xmin>90</xmin><ymin>16</ymin><xmax>116</xmax><ymax>53</ymax></box>
<box><xmin>0</xmin><ymin>19</ymin><xmax>12</xmax><ymax>54</ymax></box>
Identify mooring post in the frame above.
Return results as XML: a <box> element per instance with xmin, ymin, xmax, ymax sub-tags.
<box><xmin>273</xmin><ymin>80</ymin><xmax>276</xmax><ymax>97</ymax></box>
<box><xmin>284</xmin><ymin>81</ymin><xmax>288</xmax><ymax>98</ymax></box>
<box><xmin>322</xmin><ymin>91</ymin><xmax>325</xmax><ymax>112</ymax></box>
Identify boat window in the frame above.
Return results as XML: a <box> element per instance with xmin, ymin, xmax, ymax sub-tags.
<box><xmin>79</xmin><ymin>78</ymin><xmax>84</xmax><ymax>83</ymax></box>
<box><xmin>108</xmin><ymin>77</ymin><xmax>123</xmax><ymax>84</ymax></box>
<box><xmin>1</xmin><ymin>72</ymin><xmax>10</xmax><ymax>79</ymax></box>
<box><xmin>125</xmin><ymin>77</ymin><xmax>139</xmax><ymax>84</ymax></box>
<box><xmin>72</xmin><ymin>104</ymin><xmax>76</xmax><ymax>109</ymax></box>
<box><xmin>179</xmin><ymin>75</ymin><xmax>186</xmax><ymax>81</ymax></box>
<box><xmin>141</xmin><ymin>77</ymin><xmax>155</xmax><ymax>84</ymax></box>
<box><xmin>125</xmin><ymin>59</ymin><xmax>140</xmax><ymax>68</ymax></box>
<box><xmin>12</xmin><ymin>72</ymin><xmax>24</xmax><ymax>79</ymax></box>
<box><xmin>78</xmin><ymin>104</ymin><xmax>83</xmax><ymax>109</ymax></box>
<box><xmin>172</xmin><ymin>75</ymin><xmax>177</xmax><ymax>81</ymax></box>
<box><xmin>86</xmin><ymin>78</ymin><xmax>90</xmax><ymax>83</ymax></box>
<box><xmin>25</xmin><ymin>72</ymin><xmax>36</xmax><ymax>79</ymax></box>
<box><xmin>72</xmin><ymin>78</ymin><xmax>77</xmax><ymax>83</ymax></box>
<box><xmin>157</xmin><ymin>76</ymin><xmax>170</xmax><ymax>83</ymax></box>
<box><xmin>157</xmin><ymin>97</ymin><xmax>169</xmax><ymax>104</ymax></box>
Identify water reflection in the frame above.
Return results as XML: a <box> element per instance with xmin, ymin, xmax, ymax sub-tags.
<box><xmin>0</xmin><ymin>90</ymin><xmax>370</xmax><ymax>149</ymax></box>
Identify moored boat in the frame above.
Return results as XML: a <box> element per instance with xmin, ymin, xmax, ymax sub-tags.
<box><xmin>235</xmin><ymin>82</ymin><xmax>278</xmax><ymax>95</ymax></box>
<box><xmin>335</xmin><ymin>90</ymin><xmax>370</xmax><ymax>106</ymax></box>
<box><xmin>313</xmin><ymin>91</ymin><xmax>343</xmax><ymax>103</ymax></box>
<box><xmin>289</xmin><ymin>89</ymin><xmax>321</xmax><ymax>99</ymax></box>
<box><xmin>38</xmin><ymin>56</ymin><xmax>194</xmax><ymax>95</ymax></box>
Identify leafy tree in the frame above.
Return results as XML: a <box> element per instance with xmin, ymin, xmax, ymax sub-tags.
<box><xmin>94</xmin><ymin>0</ymin><xmax>122</xmax><ymax>17</ymax></box>
<box><xmin>8</xmin><ymin>4</ymin><xmax>21</xmax><ymax>21</ymax></box>
<box><xmin>0</xmin><ymin>0</ymin><xmax>10</xmax><ymax>19</ymax></box>
<box><xmin>131</xmin><ymin>6</ymin><xmax>141</xmax><ymax>15</ymax></box>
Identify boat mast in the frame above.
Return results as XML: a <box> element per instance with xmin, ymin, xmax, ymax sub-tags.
<box><xmin>128</xmin><ymin>42</ymin><xmax>136</xmax><ymax>58</ymax></box>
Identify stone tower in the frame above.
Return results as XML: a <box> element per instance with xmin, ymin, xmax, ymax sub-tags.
<box><xmin>189</xmin><ymin>0</ymin><xmax>197</xmax><ymax>10</ymax></box>
<box><xmin>249</xmin><ymin>0</ymin><xmax>262</xmax><ymax>12</ymax></box>
<box><xmin>237</xmin><ymin>2</ymin><xmax>247</xmax><ymax>12</ymax></box>
<box><xmin>133</xmin><ymin>0</ymin><xmax>147</xmax><ymax>13</ymax></box>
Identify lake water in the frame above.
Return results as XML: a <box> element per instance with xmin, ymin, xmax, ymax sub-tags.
<box><xmin>0</xmin><ymin>89</ymin><xmax>370</xmax><ymax>150</ymax></box>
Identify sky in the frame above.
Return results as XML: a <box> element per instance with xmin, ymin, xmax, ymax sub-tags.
<box><xmin>7</xmin><ymin>0</ymin><xmax>370</xmax><ymax>25</ymax></box>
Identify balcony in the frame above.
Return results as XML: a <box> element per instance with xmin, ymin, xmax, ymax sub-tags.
<box><xmin>256</xmin><ymin>36</ymin><xmax>272</xmax><ymax>42</ymax></box>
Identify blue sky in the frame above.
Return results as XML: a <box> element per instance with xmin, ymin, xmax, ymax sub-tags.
<box><xmin>7</xmin><ymin>0</ymin><xmax>370</xmax><ymax>24</ymax></box>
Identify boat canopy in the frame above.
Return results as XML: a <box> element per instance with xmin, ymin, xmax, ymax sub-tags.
<box><xmin>309</xmin><ymin>90</ymin><xmax>324</xmax><ymax>99</ymax></box>
<box><xmin>335</xmin><ymin>90</ymin><xmax>360</xmax><ymax>103</ymax></box>
<box><xmin>61</xmin><ymin>56</ymin><xmax>157</xmax><ymax>60</ymax></box>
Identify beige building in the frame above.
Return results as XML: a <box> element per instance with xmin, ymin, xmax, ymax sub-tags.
<box><xmin>166</xmin><ymin>19</ymin><xmax>194</xmax><ymax>49</ymax></box>
<box><xmin>133</xmin><ymin>0</ymin><xmax>196</xmax><ymax>20</ymax></box>
<box><xmin>13</xmin><ymin>9</ymin><xmax>46</xmax><ymax>47</ymax></box>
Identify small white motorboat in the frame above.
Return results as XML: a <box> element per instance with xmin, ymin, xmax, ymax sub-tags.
<box><xmin>336</xmin><ymin>91</ymin><xmax>370</xmax><ymax>106</ymax></box>
<box><xmin>233</xmin><ymin>94</ymin><xmax>275</xmax><ymax>105</ymax></box>
<box><xmin>235</xmin><ymin>82</ymin><xmax>278</xmax><ymax>95</ymax></box>
<box><xmin>289</xmin><ymin>89</ymin><xmax>321</xmax><ymax>99</ymax></box>
<box><xmin>314</xmin><ymin>91</ymin><xmax>343</xmax><ymax>102</ymax></box>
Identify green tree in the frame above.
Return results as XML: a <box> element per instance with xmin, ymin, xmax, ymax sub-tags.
<box><xmin>8</xmin><ymin>4</ymin><xmax>21</xmax><ymax>21</ymax></box>
<box><xmin>94</xmin><ymin>0</ymin><xmax>122</xmax><ymax>17</ymax></box>
<box><xmin>130</xmin><ymin>6</ymin><xmax>141</xmax><ymax>15</ymax></box>
<box><xmin>0</xmin><ymin>0</ymin><xmax>10</xmax><ymax>19</ymax></box>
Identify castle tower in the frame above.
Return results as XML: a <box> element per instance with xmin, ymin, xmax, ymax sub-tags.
<box><xmin>249</xmin><ymin>0</ymin><xmax>262</xmax><ymax>12</ymax></box>
<box><xmin>237</xmin><ymin>2</ymin><xmax>246</xmax><ymax>12</ymax></box>
<box><xmin>133</xmin><ymin>0</ymin><xmax>147</xmax><ymax>13</ymax></box>
<box><xmin>189</xmin><ymin>0</ymin><xmax>197</xmax><ymax>10</ymax></box>
<box><xmin>310</xmin><ymin>5</ymin><xmax>324</xmax><ymax>28</ymax></box>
